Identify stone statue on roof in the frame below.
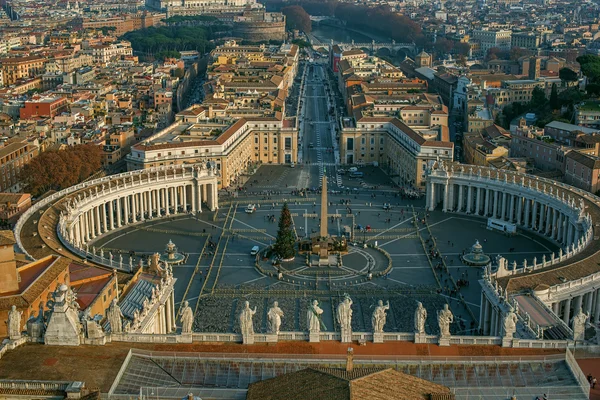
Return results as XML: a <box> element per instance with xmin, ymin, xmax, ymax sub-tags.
<box><xmin>106</xmin><ymin>298</ymin><xmax>124</xmax><ymax>334</ymax></box>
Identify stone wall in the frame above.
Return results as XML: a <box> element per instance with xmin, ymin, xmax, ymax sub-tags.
<box><xmin>233</xmin><ymin>21</ymin><xmax>285</xmax><ymax>43</ymax></box>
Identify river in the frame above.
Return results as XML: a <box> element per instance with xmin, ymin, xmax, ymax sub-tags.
<box><xmin>310</xmin><ymin>22</ymin><xmax>388</xmax><ymax>45</ymax></box>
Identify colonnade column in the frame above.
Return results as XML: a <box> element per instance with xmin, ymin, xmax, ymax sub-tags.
<box><xmin>476</xmin><ymin>187</ymin><xmax>483</xmax><ymax>215</ymax></box>
<box><xmin>457</xmin><ymin>185</ymin><xmax>463</xmax><ymax>212</ymax></box>
<box><xmin>551</xmin><ymin>209</ymin><xmax>558</xmax><ymax>239</ymax></box>
<box><xmin>428</xmin><ymin>182</ymin><xmax>436</xmax><ymax>211</ymax></box>
<box><xmin>532</xmin><ymin>201</ymin><xmax>538</xmax><ymax>229</ymax></box>
<box><xmin>484</xmin><ymin>189</ymin><xmax>491</xmax><ymax>216</ymax></box>
<box><xmin>563</xmin><ymin>297</ymin><xmax>572</xmax><ymax>324</ymax></box>
<box><xmin>493</xmin><ymin>191</ymin><xmax>499</xmax><ymax>218</ymax></box>
<box><xmin>466</xmin><ymin>186</ymin><xmax>473</xmax><ymax>213</ymax></box>
<box><xmin>183</xmin><ymin>185</ymin><xmax>188</xmax><ymax>213</ymax></box>
<box><xmin>116</xmin><ymin>198</ymin><xmax>122</xmax><ymax>228</ymax></box>
<box><xmin>508</xmin><ymin>195</ymin><xmax>515</xmax><ymax>222</ymax></box>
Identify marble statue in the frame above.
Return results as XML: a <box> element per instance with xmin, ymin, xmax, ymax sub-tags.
<box><xmin>414</xmin><ymin>302</ymin><xmax>427</xmax><ymax>334</ymax></box>
<box><xmin>572</xmin><ymin>308</ymin><xmax>588</xmax><ymax>341</ymax></box>
<box><xmin>107</xmin><ymin>298</ymin><xmax>124</xmax><ymax>333</ymax></box>
<box><xmin>180</xmin><ymin>301</ymin><xmax>194</xmax><ymax>334</ymax></box>
<box><xmin>336</xmin><ymin>295</ymin><xmax>353</xmax><ymax>333</ymax></box>
<box><xmin>239</xmin><ymin>301</ymin><xmax>256</xmax><ymax>336</ymax></box>
<box><xmin>503</xmin><ymin>306</ymin><xmax>518</xmax><ymax>339</ymax></box>
<box><xmin>437</xmin><ymin>304</ymin><xmax>453</xmax><ymax>337</ymax></box>
<box><xmin>307</xmin><ymin>300</ymin><xmax>324</xmax><ymax>333</ymax></box>
<box><xmin>132</xmin><ymin>309</ymin><xmax>140</xmax><ymax>327</ymax></box>
<box><xmin>371</xmin><ymin>300</ymin><xmax>390</xmax><ymax>333</ymax></box>
<box><xmin>6</xmin><ymin>305</ymin><xmax>22</xmax><ymax>340</ymax></box>
<box><xmin>267</xmin><ymin>301</ymin><xmax>284</xmax><ymax>335</ymax></box>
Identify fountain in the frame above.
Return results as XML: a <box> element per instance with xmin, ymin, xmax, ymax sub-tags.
<box><xmin>462</xmin><ymin>240</ymin><xmax>491</xmax><ymax>267</ymax></box>
<box><xmin>159</xmin><ymin>239</ymin><xmax>185</xmax><ymax>265</ymax></box>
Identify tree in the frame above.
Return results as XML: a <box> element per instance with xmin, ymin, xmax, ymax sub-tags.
<box><xmin>433</xmin><ymin>37</ymin><xmax>454</xmax><ymax>55</ymax></box>
<box><xmin>559</xmin><ymin>67</ymin><xmax>578</xmax><ymax>86</ymax></box>
<box><xmin>282</xmin><ymin>5</ymin><xmax>312</xmax><ymax>33</ymax></box>
<box><xmin>20</xmin><ymin>144</ymin><xmax>104</xmax><ymax>196</ymax></box>
<box><xmin>454</xmin><ymin>42</ymin><xmax>471</xmax><ymax>56</ymax></box>
<box><xmin>530</xmin><ymin>86</ymin><xmax>547</xmax><ymax>108</ymax></box>
<box><xmin>273</xmin><ymin>203</ymin><xmax>296</xmax><ymax>260</ymax></box>
<box><xmin>550</xmin><ymin>83</ymin><xmax>559</xmax><ymax>110</ymax></box>
<box><xmin>509</xmin><ymin>46</ymin><xmax>531</xmax><ymax>61</ymax></box>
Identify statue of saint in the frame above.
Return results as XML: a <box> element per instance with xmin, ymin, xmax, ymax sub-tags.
<box><xmin>6</xmin><ymin>305</ymin><xmax>22</xmax><ymax>339</ymax></box>
<box><xmin>437</xmin><ymin>304</ymin><xmax>453</xmax><ymax>337</ymax></box>
<box><xmin>107</xmin><ymin>298</ymin><xmax>124</xmax><ymax>333</ymax></box>
<box><xmin>307</xmin><ymin>300</ymin><xmax>324</xmax><ymax>333</ymax></box>
<box><xmin>414</xmin><ymin>302</ymin><xmax>427</xmax><ymax>334</ymax></box>
<box><xmin>572</xmin><ymin>308</ymin><xmax>588</xmax><ymax>341</ymax></box>
<box><xmin>503</xmin><ymin>307</ymin><xmax>519</xmax><ymax>339</ymax></box>
<box><xmin>267</xmin><ymin>301</ymin><xmax>284</xmax><ymax>334</ymax></box>
<box><xmin>180</xmin><ymin>301</ymin><xmax>194</xmax><ymax>334</ymax></box>
<box><xmin>336</xmin><ymin>296</ymin><xmax>353</xmax><ymax>333</ymax></box>
<box><xmin>239</xmin><ymin>301</ymin><xmax>256</xmax><ymax>337</ymax></box>
<box><xmin>372</xmin><ymin>300</ymin><xmax>390</xmax><ymax>333</ymax></box>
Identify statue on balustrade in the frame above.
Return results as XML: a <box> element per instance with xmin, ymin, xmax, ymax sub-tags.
<box><xmin>6</xmin><ymin>305</ymin><xmax>22</xmax><ymax>340</ymax></box>
<box><xmin>336</xmin><ymin>295</ymin><xmax>353</xmax><ymax>334</ymax></box>
<box><xmin>180</xmin><ymin>301</ymin><xmax>194</xmax><ymax>334</ymax></box>
<box><xmin>372</xmin><ymin>300</ymin><xmax>390</xmax><ymax>333</ymax></box>
<box><xmin>572</xmin><ymin>308</ymin><xmax>588</xmax><ymax>341</ymax></box>
<box><xmin>107</xmin><ymin>298</ymin><xmax>124</xmax><ymax>333</ymax></box>
<box><xmin>503</xmin><ymin>306</ymin><xmax>518</xmax><ymax>339</ymax></box>
<box><xmin>307</xmin><ymin>300</ymin><xmax>325</xmax><ymax>333</ymax></box>
<box><xmin>414</xmin><ymin>302</ymin><xmax>427</xmax><ymax>334</ymax></box>
<box><xmin>437</xmin><ymin>304</ymin><xmax>453</xmax><ymax>337</ymax></box>
<box><xmin>267</xmin><ymin>301</ymin><xmax>284</xmax><ymax>335</ymax></box>
<box><xmin>239</xmin><ymin>301</ymin><xmax>257</xmax><ymax>336</ymax></box>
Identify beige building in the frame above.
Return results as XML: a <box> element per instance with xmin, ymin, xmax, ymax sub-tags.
<box><xmin>564</xmin><ymin>151</ymin><xmax>600</xmax><ymax>194</ymax></box>
<box><xmin>127</xmin><ymin>107</ymin><xmax>297</xmax><ymax>188</ymax></box>
<box><xmin>0</xmin><ymin>55</ymin><xmax>46</xmax><ymax>86</ymax></box>
<box><xmin>463</xmin><ymin>132</ymin><xmax>509</xmax><ymax>167</ymax></box>
<box><xmin>339</xmin><ymin>117</ymin><xmax>453</xmax><ymax>189</ymax></box>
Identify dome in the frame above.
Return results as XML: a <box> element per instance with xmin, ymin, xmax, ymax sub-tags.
<box><xmin>59</xmin><ymin>283</ymin><xmax>68</xmax><ymax>292</ymax></box>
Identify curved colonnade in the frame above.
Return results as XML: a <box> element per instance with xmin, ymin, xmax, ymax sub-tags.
<box><xmin>427</xmin><ymin>163</ymin><xmax>600</xmax><ymax>337</ymax></box>
<box><xmin>15</xmin><ymin>165</ymin><xmax>219</xmax><ymax>270</ymax></box>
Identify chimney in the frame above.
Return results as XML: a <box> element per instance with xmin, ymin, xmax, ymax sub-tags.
<box><xmin>346</xmin><ymin>347</ymin><xmax>354</xmax><ymax>372</ymax></box>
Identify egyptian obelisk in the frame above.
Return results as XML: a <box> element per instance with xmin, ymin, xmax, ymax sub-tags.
<box><xmin>320</xmin><ymin>170</ymin><xmax>328</xmax><ymax>238</ymax></box>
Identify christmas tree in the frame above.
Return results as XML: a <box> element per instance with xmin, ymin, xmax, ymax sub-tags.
<box><xmin>274</xmin><ymin>202</ymin><xmax>296</xmax><ymax>260</ymax></box>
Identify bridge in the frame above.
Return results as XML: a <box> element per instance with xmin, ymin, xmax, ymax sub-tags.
<box><xmin>309</xmin><ymin>38</ymin><xmax>416</xmax><ymax>57</ymax></box>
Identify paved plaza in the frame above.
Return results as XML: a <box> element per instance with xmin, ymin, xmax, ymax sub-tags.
<box><xmin>92</xmin><ymin>169</ymin><xmax>558</xmax><ymax>336</ymax></box>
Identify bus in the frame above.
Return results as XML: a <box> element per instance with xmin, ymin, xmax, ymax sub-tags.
<box><xmin>487</xmin><ymin>218</ymin><xmax>516</xmax><ymax>235</ymax></box>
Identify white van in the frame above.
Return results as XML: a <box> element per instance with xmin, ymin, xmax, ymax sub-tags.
<box><xmin>250</xmin><ymin>246</ymin><xmax>260</xmax><ymax>256</ymax></box>
<box><xmin>348</xmin><ymin>167</ymin><xmax>358</xmax><ymax>173</ymax></box>
<box><xmin>245</xmin><ymin>204</ymin><xmax>256</xmax><ymax>213</ymax></box>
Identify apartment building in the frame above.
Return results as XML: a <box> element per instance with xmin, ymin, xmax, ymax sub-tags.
<box><xmin>463</xmin><ymin>131</ymin><xmax>509</xmax><ymax>167</ymax></box>
<box><xmin>0</xmin><ymin>139</ymin><xmax>40</xmax><ymax>192</ymax></box>
<box><xmin>564</xmin><ymin>151</ymin><xmax>600</xmax><ymax>194</ymax></box>
<box><xmin>19</xmin><ymin>97</ymin><xmax>68</xmax><ymax>119</ymax></box>
<box><xmin>0</xmin><ymin>55</ymin><xmax>46</xmax><ymax>86</ymax></box>
<box><xmin>83</xmin><ymin>42</ymin><xmax>133</xmax><ymax>65</ymax></box>
<box><xmin>511</xmin><ymin>32</ymin><xmax>541</xmax><ymax>50</ymax></box>
<box><xmin>575</xmin><ymin>102</ymin><xmax>600</xmax><ymax>128</ymax></box>
<box><xmin>472</xmin><ymin>29</ymin><xmax>512</xmax><ymax>54</ymax></box>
